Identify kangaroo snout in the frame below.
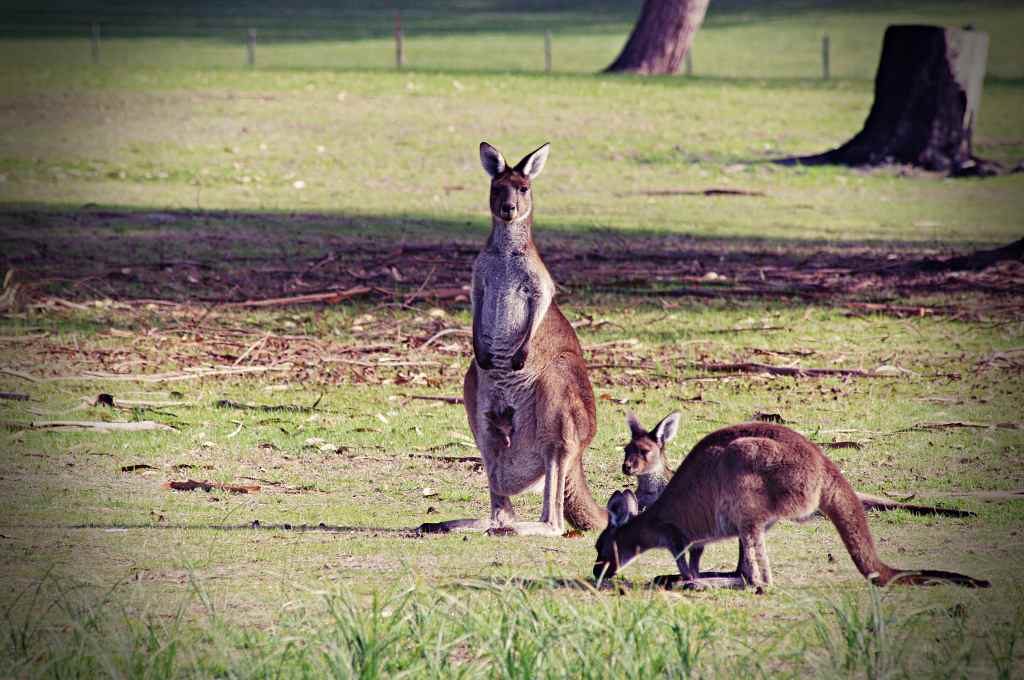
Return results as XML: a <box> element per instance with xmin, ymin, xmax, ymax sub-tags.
<box><xmin>500</xmin><ymin>203</ymin><xmax>516</xmax><ymax>218</ymax></box>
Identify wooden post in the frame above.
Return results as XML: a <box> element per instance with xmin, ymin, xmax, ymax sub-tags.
<box><xmin>544</xmin><ymin>30</ymin><xmax>552</xmax><ymax>73</ymax></box>
<box><xmin>246</xmin><ymin>28</ymin><xmax>256</xmax><ymax>68</ymax></box>
<box><xmin>90</xmin><ymin>22</ymin><xmax>100</xmax><ymax>64</ymax></box>
<box><xmin>684</xmin><ymin>49</ymin><xmax>693</xmax><ymax>76</ymax></box>
<box><xmin>395</xmin><ymin>11</ymin><xmax>404</xmax><ymax>70</ymax></box>
<box><xmin>822</xmin><ymin>34</ymin><xmax>830</xmax><ymax>80</ymax></box>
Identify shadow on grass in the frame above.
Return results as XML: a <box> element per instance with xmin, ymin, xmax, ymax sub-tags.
<box><xmin>3</xmin><ymin>521</ymin><xmax>424</xmax><ymax>537</ymax></box>
<box><xmin>1</xmin><ymin>206</ymin><xmax>1020</xmax><ymax>317</ymax></box>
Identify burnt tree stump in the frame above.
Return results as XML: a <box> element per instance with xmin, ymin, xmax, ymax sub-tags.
<box><xmin>795</xmin><ymin>25</ymin><xmax>997</xmax><ymax>175</ymax></box>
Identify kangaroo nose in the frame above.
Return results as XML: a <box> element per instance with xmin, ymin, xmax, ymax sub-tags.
<box><xmin>622</xmin><ymin>462</ymin><xmax>632</xmax><ymax>475</ymax></box>
<box><xmin>501</xmin><ymin>203</ymin><xmax>516</xmax><ymax>214</ymax></box>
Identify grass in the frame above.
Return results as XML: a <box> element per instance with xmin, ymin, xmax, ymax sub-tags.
<box><xmin>1</xmin><ymin>0</ymin><xmax>1024</xmax><ymax>677</ymax></box>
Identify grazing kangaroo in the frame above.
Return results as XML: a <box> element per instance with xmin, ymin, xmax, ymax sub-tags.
<box><xmin>622</xmin><ymin>412</ymin><xmax>976</xmax><ymax>519</ymax></box>
<box><xmin>595</xmin><ymin>421</ymin><xmax>990</xmax><ymax>589</ymax></box>
<box><xmin>418</xmin><ymin>142</ymin><xmax>607</xmax><ymax>536</ymax></box>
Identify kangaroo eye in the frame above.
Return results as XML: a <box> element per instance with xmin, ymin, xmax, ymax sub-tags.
<box><xmin>519</xmin><ymin>186</ymin><xmax>528</xmax><ymax>194</ymax></box>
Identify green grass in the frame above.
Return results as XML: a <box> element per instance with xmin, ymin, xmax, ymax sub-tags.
<box><xmin>1</xmin><ymin>0</ymin><xmax>1024</xmax><ymax>677</ymax></box>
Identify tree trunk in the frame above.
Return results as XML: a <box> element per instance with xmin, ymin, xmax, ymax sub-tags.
<box><xmin>797</xmin><ymin>25</ymin><xmax>994</xmax><ymax>174</ymax></box>
<box><xmin>604</xmin><ymin>0</ymin><xmax>710</xmax><ymax>75</ymax></box>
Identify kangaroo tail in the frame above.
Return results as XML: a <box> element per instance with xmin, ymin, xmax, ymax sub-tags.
<box><xmin>855</xmin><ymin>492</ymin><xmax>975</xmax><ymax>518</ymax></box>
<box><xmin>819</xmin><ymin>462</ymin><xmax>988</xmax><ymax>588</ymax></box>
<box><xmin>563</xmin><ymin>461</ymin><xmax>608</xmax><ymax>531</ymax></box>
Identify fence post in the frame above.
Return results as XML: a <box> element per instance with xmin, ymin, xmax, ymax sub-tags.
<box><xmin>822</xmin><ymin>34</ymin><xmax>830</xmax><ymax>80</ymax></box>
<box><xmin>684</xmin><ymin>49</ymin><xmax>693</xmax><ymax>76</ymax></box>
<box><xmin>544</xmin><ymin>30</ymin><xmax>552</xmax><ymax>73</ymax></box>
<box><xmin>91</xmin><ymin>22</ymin><xmax>100</xmax><ymax>64</ymax></box>
<box><xmin>395</xmin><ymin>11</ymin><xmax>404</xmax><ymax>70</ymax></box>
<box><xmin>246</xmin><ymin>28</ymin><xmax>256</xmax><ymax>68</ymax></box>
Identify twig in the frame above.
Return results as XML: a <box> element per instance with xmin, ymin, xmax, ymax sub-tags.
<box><xmin>24</xmin><ymin>420</ymin><xmax>177</xmax><ymax>432</ymax></box>
<box><xmin>12</xmin><ymin>365</ymin><xmax>290</xmax><ymax>383</ymax></box>
<box><xmin>0</xmin><ymin>392</ymin><xmax>29</xmax><ymax>401</ymax></box>
<box><xmin>705</xmin><ymin>325</ymin><xmax>788</xmax><ymax>335</ymax></box>
<box><xmin>905</xmin><ymin>421</ymin><xmax>1023</xmax><ymax>432</ymax></box>
<box><xmin>0</xmin><ymin>333</ymin><xmax>48</xmax><ymax>343</ymax></box>
<box><xmin>402</xmin><ymin>394</ymin><xmax>463</xmax><ymax>405</ymax></box>
<box><xmin>163</xmin><ymin>479</ymin><xmax>259</xmax><ymax>493</ymax></box>
<box><xmin>223</xmin><ymin>287</ymin><xmax>372</xmax><ymax>308</ymax></box>
<box><xmin>233</xmin><ymin>333</ymin><xmax>269</xmax><ymax>365</ymax></box>
<box><xmin>420</xmin><ymin>327</ymin><xmax>471</xmax><ymax>348</ymax></box>
<box><xmin>0</xmin><ymin>369</ymin><xmax>38</xmax><ymax>383</ymax></box>
<box><xmin>407</xmin><ymin>453</ymin><xmax>482</xmax><ymax>466</ymax></box>
<box><xmin>214</xmin><ymin>399</ymin><xmax>323</xmax><ymax>413</ymax></box>
<box><xmin>695</xmin><ymin>362</ymin><xmax>891</xmax><ymax>379</ymax></box>
<box><xmin>323</xmin><ymin>358</ymin><xmax>440</xmax><ymax>368</ymax></box>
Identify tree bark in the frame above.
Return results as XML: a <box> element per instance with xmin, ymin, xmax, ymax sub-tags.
<box><xmin>792</xmin><ymin>25</ymin><xmax>995</xmax><ymax>174</ymax></box>
<box><xmin>604</xmin><ymin>0</ymin><xmax>710</xmax><ymax>75</ymax></box>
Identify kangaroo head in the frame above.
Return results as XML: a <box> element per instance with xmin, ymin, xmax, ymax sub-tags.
<box><xmin>593</xmin><ymin>489</ymin><xmax>640</xmax><ymax>580</ymax></box>
<box><xmin>479</xmin><ymin>141</ymin><xmax>550</xmax><ymax>222</ymax></box>
<box><xmin>621</xmin><ymin>411</ymin><xmax>680</xmax><ymax>476</ymax></box>
<box><xmin>484</xmin><ymin>407</ymin><xmax>515</xmax><ymax>448</ymax></box>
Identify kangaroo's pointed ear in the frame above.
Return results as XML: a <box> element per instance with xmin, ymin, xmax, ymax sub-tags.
<box><xmin>514</xmin><ymin>142</ymin><xmax>550</xmax><ymax>179</ymax></box>
<box><xmin>626</xmin><ymin>412</ymin><xmax>645</xmax><ymax>439</ymax></box>
<box><xmin>652</xmin><ymin>411</ymin><xmax>681</xmax><ymax>447</ymax></box>
<box><xmin>480</xmin><ymin>142</ymin><xmax>506</xmax><ymax>178</ymax></box>
<box><xmin>607</xmin><ymin>489</ymin><xmax>639</xmax><ymax>528</ymax></box>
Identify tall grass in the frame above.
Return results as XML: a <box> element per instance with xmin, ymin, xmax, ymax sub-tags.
<box><xmin>4</xmin><ymin>573</ymin><xmax>1021</xmax><ymax>679</ymax></box>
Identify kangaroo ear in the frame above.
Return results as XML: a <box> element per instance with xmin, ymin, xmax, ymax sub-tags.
<box><xmin>514</xmin><ymin>142</ymin><xmax>550</xmax><ymax>179</ymax></box>
<box><xmin>479</xmin><ymin>142</ymin><xmax>506</xmax><ymax>178</ymax></box>
<box><xmin>607</xmin><ymin>489</ymin><xmax>639</xmax><ymax>528</ymax></box>
<box><xmin>626</xmin><ymin>412</ymin><xmax>645</xmax><ymax>439</ymax></box>
<box><xmin>652</xmin><ymin>411</ymin><xmax>681</xmax><ymax>447</ymax></box>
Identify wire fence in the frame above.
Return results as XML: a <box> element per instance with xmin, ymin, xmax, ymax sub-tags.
<box><xmin>1</xmin><ymin>7</ymin><xmax>1018</xmax><ymax>80</ymax></box>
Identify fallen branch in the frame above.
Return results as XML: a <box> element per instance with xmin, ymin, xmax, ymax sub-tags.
<box><xmin>706</xmin><ymin>325</ymin><xmax>788</xmax><ymax>335</ymax></box>
<box><xmin>163</xmin><ymin>479</ymin><xmax>260</xmax><ymax>493</ymax></box>
<box><xmin>822</xmin><ymin>441</ymin><xmax>863</xmax><ymax>450</ymax></box>
<box><xmin>222</xmin><ymin>287</ymin><xmax>372</xmax><ymax>308</ymax></box>
<box><xmin>0</xmin><ymin>392</ymin><xmax>29</xmax><ymax>401</ymax></box>
<box><xmin>0</xmin><ymin>333</ymin><xmax>48</xmax><ymax>343</ymax></box>
<box><xmin>214</xmin><ymin>397</ymin><xmax>323</xmax><ymax>413</ymax></box>
<box><xmin>420</xmin><ymin>327</ymin><xmax>471</xmax><ymax>348</ymax></box>
<box><xmin>11</xmin><ymin>365</ymin><xmax>290</xmax><ymax>383</ymax></box>
<box><xmin>407</xmin><ymin>453</ymin><xmax>482</xmax><ymax>467</ymax></box>
<box><xmin>25</xmin><ymin>420</ymin><xmax>177</xmax><ymax>432</ymax></box>
<box><xmin>906</xmin><ymin>421</ymin><xmax>1023</xmax><ymax>432</ymax></box>
<box><xmin>696</xmin><ymin>362</ymin><xmax>890</xmax><ymax>379</ymax></box>
<box><xmin>402</xmin><ymin>394</ymin><xmax>464</xmax><ymax>405</ymax></box>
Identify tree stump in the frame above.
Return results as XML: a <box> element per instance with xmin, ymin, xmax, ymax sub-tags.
<box><xmin>798</xmin><ymin>25</ymin><xmax>995</xmax><ymax>175</ymax></box>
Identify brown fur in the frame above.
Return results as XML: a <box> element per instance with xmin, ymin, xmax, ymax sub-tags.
<box><xmin>419</xmin><ymin>143</ymin><xmax>607</xmax><ymax>536</ymax></box>
<box><xmin>595</xmin><ymin>422</ymin><xmax>989</xmax><ymax>589</ymax></box>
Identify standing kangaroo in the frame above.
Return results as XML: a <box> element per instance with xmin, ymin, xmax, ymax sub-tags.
<box><xmin>418</xmin><ymin>142</ymin><xmax>607</xmax><ymax>536</ymax></box>
<box><xmin>595</xmin><ymin>420</ymin><xmax>990</xmax><ymax>589</ymax></box>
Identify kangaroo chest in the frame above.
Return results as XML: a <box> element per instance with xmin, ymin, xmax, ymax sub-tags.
<box><xmin>474</xmin><ymin>251</ymin><xmax>553</xmax><ymax>360</ymax></box>
<box><xmin>635</xmin><ymin>471</ymin><xmax>671</xmax><ymax>511</ymax></box>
